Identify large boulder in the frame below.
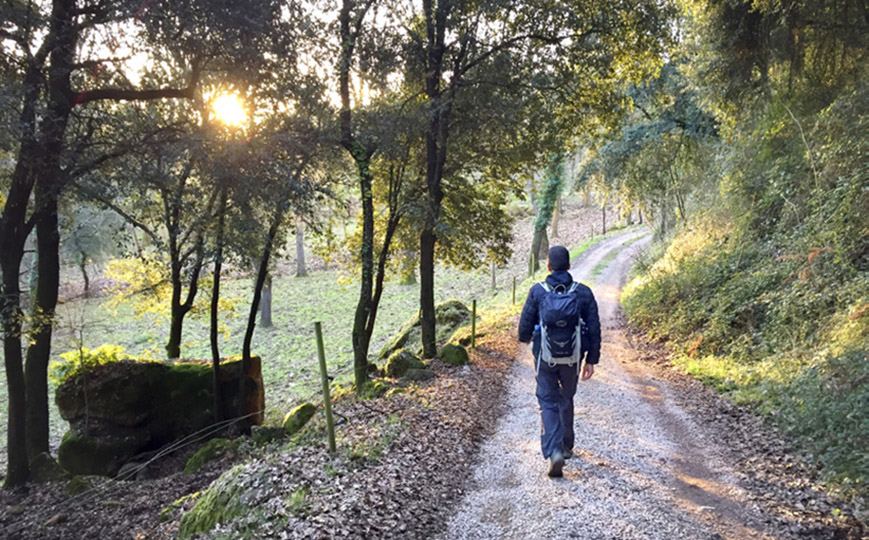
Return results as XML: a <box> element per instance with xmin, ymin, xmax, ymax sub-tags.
<box><xmin>384</xmin><ymin>349</ymin><xmax>426</xmax><ymax>378</ymax></box>
<box><xmin>55</xmin><ymin>357</ymin><xmax>264</xmax><ymax>476</ymax></box>
<box><xmin>377</xmin><ymin>300</ymin><xmax>472</xmax><ymax>363</ymax></box>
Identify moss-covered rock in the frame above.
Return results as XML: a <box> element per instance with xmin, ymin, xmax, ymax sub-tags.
<box><xmin>251</xmin><ymin>426</ymin><xmax>287</xmax><ymax>446</ymax></box>
<box><xmin>184</xmin><ymin>438</ymin><xmax>239</xmax><ymax>475</ymax></box>
<box><xmin>377</xmin><ymin>300</ymin><xmax>472</xmax><ymax>362</ymax></box>
<box><xmin>402</xmin><ymin>368</ymin><xmax>436</xmax><ymax>382</ymax></box>
<box><xmin>58</xmin><ymin>429</ymin><xmax>150</xmax><ymax>477</ymax></box>
<box><xmin>65</xmin><ymin>475</ymin><xmax>97</xmax><ymax>496</ymax></box>
<box><xmin>450</xmin><ymin>325</ymin><xmax>486</xmax><ymax>347</ymax></box>
<box><xmin>55</xmin><ymin>356</ymin><xmax>264</xmax><ymax>476</ymax></box>
<box><xmin>358</xmin><ymin>379</ymin><xmax>390</xmax><ymax>400</ymax></box>
<box><xmin>29</xmin><ymin>452</ymin><xmax>70</xmax><ymax>483</ymax></box>
<box><xmin>282</xmin><ymin>403</ymin><xmax>317</xmax><ymax>435</ymax></box>
<box><xmin>439</xmin><ymin>343</ymin><xmax>469</xmax><ymax>366</ymax></box>
<box><xmin>178</xmin><ymin>464</ymin><xmax>246</xmax><ymax>538</ymax></box>
<box><xmin>384</xmin><ymin>349</ymin><xmax>426</xmax><ymax>378</ymax></box>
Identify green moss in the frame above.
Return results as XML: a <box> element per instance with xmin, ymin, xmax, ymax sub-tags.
<box><xmin>439</xmin><ymin>344</ymin><xmax>469</xmax><ymax>366</ymax></box>
<box><xmin>57</xmin><ymin>430</ymin><xmax>147</xmax><ymax>476</ymax></box>
<box><xmin>178</xmin><ymin>465</ymin><xmax>247</xmax><ymax>538</ymax></box>
<box><xmin>184</xmin><ymin>438</ymin><xmax>239</xmax><ymax>475</ymax></box>
<box><xmin>358</xmin><ymin>380</ymin><xmax>389</xmax><ymax>400</ymax></box>
<box><xmin>384</xmin><ymin>349</ymin><xmax>425</xmax><ymax>378</ymax></box>
<box><xmin>282</xmin><ymin>402</ymin><xmax>317</xmax><ymax>435</ymax></box>
<box><xmin>160</xmin><ymin>491</ymin><xmax>201</xmax><ymax>522</ymax></box>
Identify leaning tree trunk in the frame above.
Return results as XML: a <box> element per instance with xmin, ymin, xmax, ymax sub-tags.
<box><xmin>210</xmin><ymin>191</ymin><xmax>227</xmax><ymax>423</ymax></box>
<box><xmin>260</xmin><ymin>273</ymin><xmax>273</xmax><ymax>328</ymax></box>
<box><xmin>350</xmin><ymin>153</ymin><xmax>374</xmax><ymax>390</ymax></box>
<box><xmin>240</xmin><ymin>207</ymin><xmax>285</xmax><ymax>420</ymax></box>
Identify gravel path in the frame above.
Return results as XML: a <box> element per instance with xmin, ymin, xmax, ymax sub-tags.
<box><xmin>439</xmin><ymin>229</ymin><xmax>781</xmax><ymax>540</ymax></box>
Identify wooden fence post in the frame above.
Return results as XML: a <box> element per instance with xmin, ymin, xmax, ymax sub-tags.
<box><xmin>471</xmin><ymin>299</ymin><xmax>477</xmax><ymax>349</ymax></box>
<box><xmin>314</xmin><ymin>322</ymin><xmax>336</xmax><ymax>453</ymax></box>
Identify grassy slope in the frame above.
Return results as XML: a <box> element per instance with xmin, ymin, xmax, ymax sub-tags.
<box><xmin>622</xmin><ymin>219</ymin><xmax>869</xmax><ymax>500</ymax></box>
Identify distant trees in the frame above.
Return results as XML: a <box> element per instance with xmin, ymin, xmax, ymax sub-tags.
<box><xmin>0</xmin><ymin>0</ymin><xmax>302</xmax><ymax>486</ymax></box>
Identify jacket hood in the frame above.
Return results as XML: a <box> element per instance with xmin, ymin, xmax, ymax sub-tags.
<box><xmin>545</xmin><ymin>270</ymin><xmax>573</xmax><ymax>289</ymax></box>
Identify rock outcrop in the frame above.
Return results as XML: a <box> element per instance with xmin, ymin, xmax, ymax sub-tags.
<box><xmin>55</xmin><ymin>357</ymin><xmax>264</xmax><ymax>476</ymax></box>
<box><xmin>377</xmin><ymin>300</ymin><xmax>472</xmax><ymax>362</ymax></box>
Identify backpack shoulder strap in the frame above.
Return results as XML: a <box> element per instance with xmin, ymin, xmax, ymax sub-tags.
<box><xmin>540</xmin><ymin>281</ymin><xmax>552</xmax><ymax>292</ymax></box>
<box><xmin>568</xmin><ymin>282</ymin><xmax>579</xmax><ymax>294</ymax></box>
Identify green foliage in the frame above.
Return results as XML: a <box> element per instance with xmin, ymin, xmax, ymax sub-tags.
<box><xmin>160</xmin><ymin>492</ymin><xmax>201</xmax><ymax>523</ymax></box>
<box><xmin>184</xmin><ymin>438</ymin><xmax>239</xmax><ymax>475</ymax></box>
<box><xmin>621</xmin><ymin>8</ymin><xmax>868</xmax><ymax>495</ymax></box>
<box><xmin>49</xmin><ymin>344</ymin><xmax>132</xmax><ymax>384</ymax></box>
<box><xmin>285</xmin><ymin>486</ymin><xmax>309</xmax><ymax>515</ymax></box>
<box><xmin>534</xmin><ymin>156</ymin><xmax>565</xmax><ymax>233</ymax></box>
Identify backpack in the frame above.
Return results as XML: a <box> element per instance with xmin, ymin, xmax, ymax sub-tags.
<box><xmin>538</xmin><ymin>281</ymin><xmax>583</xmax><ymax>371</ymax></box>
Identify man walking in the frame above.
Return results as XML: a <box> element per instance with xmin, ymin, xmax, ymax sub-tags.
<box><xmin>518</xmin><ymin>245</ymin><xmax>601</xmax><ymax>477</ymax></box>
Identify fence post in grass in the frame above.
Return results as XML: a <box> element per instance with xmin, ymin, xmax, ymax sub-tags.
<box><xmin>314</xmin><ymin>321</ymin><xmax>336</xmax><ymax>453</ymax></box>
<box><xmin>512</xmin><ymin>276</ymin><xmax>516</xmax><ymax>304</ymax></box>
<box><xmin>471</xmin><ymin>299</ymin><xmax>477</xmax><ymax>348</ymax></box>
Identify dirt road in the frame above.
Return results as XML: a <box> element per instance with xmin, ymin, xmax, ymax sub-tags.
<box><xmin>439</xmin><ymin>230</ymin><xmax>804</xmax><ymax>540</ymax></box>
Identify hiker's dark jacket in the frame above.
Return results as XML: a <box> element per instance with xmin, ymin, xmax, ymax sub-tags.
<box><xmin>518</xmin><ymin>270</ymin><xmax>601</xmax><ymax>365</ymax></box>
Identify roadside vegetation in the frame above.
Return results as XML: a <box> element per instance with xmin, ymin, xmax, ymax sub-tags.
<box><xmin>600</xmin><ymin>1</ymin><xmax>869</xmax><ymax>501</ymax></box>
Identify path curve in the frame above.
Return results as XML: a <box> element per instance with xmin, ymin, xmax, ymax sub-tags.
<box><xmin>440</xmin><ymin>229</ymin><xmax>775</xmax><ymax>540</ymax></box>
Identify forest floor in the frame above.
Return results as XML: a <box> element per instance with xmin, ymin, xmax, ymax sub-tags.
<box><xmin>441</xmin><ymin>230</ymin><xmax>866</xmax><ymax>540</ymax></box>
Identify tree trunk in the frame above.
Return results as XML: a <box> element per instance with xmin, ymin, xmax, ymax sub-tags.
<box><xmin>210</xmin><ymin>191</ymin><xmax>227</xmax><ymax>423</ymax></box>
<box><xmin>260</xmin><ymin>273</ymin><xmax>272</xmax><ymax>328</ymax></box>
<box><xmin>419</xmin><ymin>227</ymin><xmax>437</xmax><ymax>358</ymax></box>
<box><xmin>79</xmin><ymin>251</ymin><xmax>89</xmax><ymax>298</ymax></box>
<box><xmin>530</xmin><ymin>226</ymin><xmax>549</xmax><ymax>274</ymax></box>
<box><xmin>551</xmin><ymin>196</ymin><xmax>560</xmax><ymax>238</ymax></box>
<box><xmin>241</xmin><ymin>209</ymin><xmax>284</xmax><ymax>420</ymax></box>
<box><xmin>295</xmin><ymin>218</ymin><xmax>306</xmax><ymax>277</ymax></box>
<box><xmin>491</xmin><ymin>261</ymin><xmax>496</xmax><ymax>289</ymax></box>
<box><xmin>1</xmin><ymin>248</ymin><xmax>29</xmax><ymax>487</ymax></box>
<box><xmin>418</xmin><ymin>0</ymin><xmax>452</xmax><ymax>360</ymax></box>
<box><xmin>351</xmin><ymin>153</ymin><xmax>374</xmax><ymax>389</ymax></box>
<box><xmin>166</xmin><ymin>257</ymin><xmax>202</xmax><ymax>359</ymax></box>
<box><xmin>602</xmin><ymin>206</ymin><xmax>607</xmax><ymax>235</ymax></box>
<box><xmin>0</xmin><ymin>54</ymin><xmax>42</xmax><ymax>487</ymax></box>
<box><xmin>167</xmin><ymin>263</ymin><xmax>184</xmax><ymax>359</ymax></box>
<box><xmin>24</xmin><ymin>190</ymin><xmax>59</xmax><ymax>459</ymax></box>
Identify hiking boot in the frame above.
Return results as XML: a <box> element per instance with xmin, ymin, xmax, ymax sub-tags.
<box><xmin>563</xmin><ymin>447</ymin><xmax>574</xmax><ymax>460</ymax></box>
<box><xmin>548</xmin><ymin>450</ymin><xmax>565</xmax><ymax>478</ymax></box>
